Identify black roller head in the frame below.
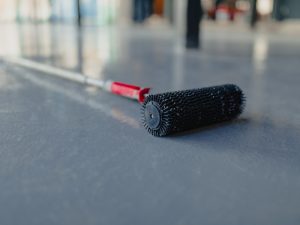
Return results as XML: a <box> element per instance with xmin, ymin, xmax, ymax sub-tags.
<box><xmin>141</xmin><ymin>84</ymin><xmax>245</xmax><ymax>137</ymax></box>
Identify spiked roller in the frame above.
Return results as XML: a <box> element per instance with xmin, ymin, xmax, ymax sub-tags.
<box><xmin>141</xmin><ymin>84</ymin><xmax>245</xmax><ymax>137</ymax></box>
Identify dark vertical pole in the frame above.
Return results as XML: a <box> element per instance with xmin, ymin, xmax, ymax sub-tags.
<box><xmin>272</xmin><ymin>0</ymin><xmax>283</xmax><ymax>21</ymax></box>
<box><xmin>186</xmin><ymin>0</ymin><xmax>203</xmax><ymax>49</ymax></box>
<box><xmin>77</xmin><ymin>31</ymin><xmax>83</xmax><ymax>73</ymax></box>
<box><xmin>76</xmin><ymin>0</ymin><xmax>82</xmax><ymax>72</ymax></box>
<box><xmin>133</xmin><ymin>0</ymin><xmax>142</xmax><ymax>23</ymax></box>
<box><xmin>76</xmin><ymin>0</ymin><xmax>82</xmax><ymax>26</ymax></box>
<box><xmin>250</xmin><ymin>0</ymin><xmax>258</xmax><ymax>28</ymax></box>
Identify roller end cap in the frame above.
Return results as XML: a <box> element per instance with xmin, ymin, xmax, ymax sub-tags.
<box><xmin>144</xmin><ymin>101</ymin><xmax>162</xmax><ymax>129</ymax></box>
<box><xmin>141</xmin><ymin>100</ymin><xmax>169</xmax><ymax>137</ymax></box>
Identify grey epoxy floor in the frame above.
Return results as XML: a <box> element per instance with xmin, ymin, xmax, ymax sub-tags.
<box><xmin>1</xmin><ymin>23</ymin><xmax>300</xmax><ymax>225</ymax></box>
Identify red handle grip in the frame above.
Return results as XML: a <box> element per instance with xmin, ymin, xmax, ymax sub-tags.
<box><xmin>110</xmin><ymin>81</ymin><xmax>150</xmax><ymax>103</ymax></box>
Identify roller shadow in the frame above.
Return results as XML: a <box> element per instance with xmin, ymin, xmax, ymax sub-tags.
<box><xmin>167</xmin><ymin>114</ymin><xmax>300</xmax><ymax>166</ymax></box>
<box><xmin>168</xmin><ymin>118</ymin><xmax>250</xmax><ymax>138</ymax></box>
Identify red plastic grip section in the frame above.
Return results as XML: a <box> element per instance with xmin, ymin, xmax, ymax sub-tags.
<box><xmin>110</xmin><ymin>81</ymin><xmax>150</xmax><ymax>103</ymax></box>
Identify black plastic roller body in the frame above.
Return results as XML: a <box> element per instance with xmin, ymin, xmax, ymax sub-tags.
<box><xmin>141</xmin><ymin>84</ymin><xmax>245</xmax><ymax>137</ymax></box>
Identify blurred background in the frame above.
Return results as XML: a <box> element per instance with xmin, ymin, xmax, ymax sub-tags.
<box><xmin>0</xmin><ymin>0</ymin><xmax>300</xmax><ymax>110</ymax></box>
<box><xmin>0</xmin><ymin>0</ymin><xmax>299</xmax><ymax>80</ymax></box>
<box><xmin>0</xmin><ymin>0</ymin><xmax>298</xmax><ymax>24</ymax></box>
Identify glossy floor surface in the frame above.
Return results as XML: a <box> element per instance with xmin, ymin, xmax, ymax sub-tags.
<box><xmin>1</xmin><ymin>23</ymin><xmax>300</xmax><ymax>225</ymax></box>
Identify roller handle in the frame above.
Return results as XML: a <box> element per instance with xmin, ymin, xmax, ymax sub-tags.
<box><xmin>108</xmin><ymin>81</ymin><xmax>150</xmax><ymax>103</ymax></box>
<box><xmin>4</xmin><ymin>57</ymin><xmax>151</xmax><ymax>103</ymax></box>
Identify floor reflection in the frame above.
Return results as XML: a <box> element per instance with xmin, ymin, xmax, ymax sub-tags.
<box><xmin>1</xmin><ymin>23</ymin><xmax>122</xmax><ymax>80</ymax></box>
<box><xmin>7</xmin><ymin>64</ymin><xmax>140</xmax><ymax>129</ymax></box>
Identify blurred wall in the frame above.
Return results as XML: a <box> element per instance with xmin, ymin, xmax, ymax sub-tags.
<box><xmin>1</xmin><ymin>0</ymin><xmax>300</xmax><ymax>23</ymax></box>
<box><xmin>0</xmin><ymin>0</ymin><xmax>121</xmax><ymax>25</ymax></box>
<box><xmin>0</xmin><ymin>0</ymin><xmax>17</xmax><ymax>21</ymax></box>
